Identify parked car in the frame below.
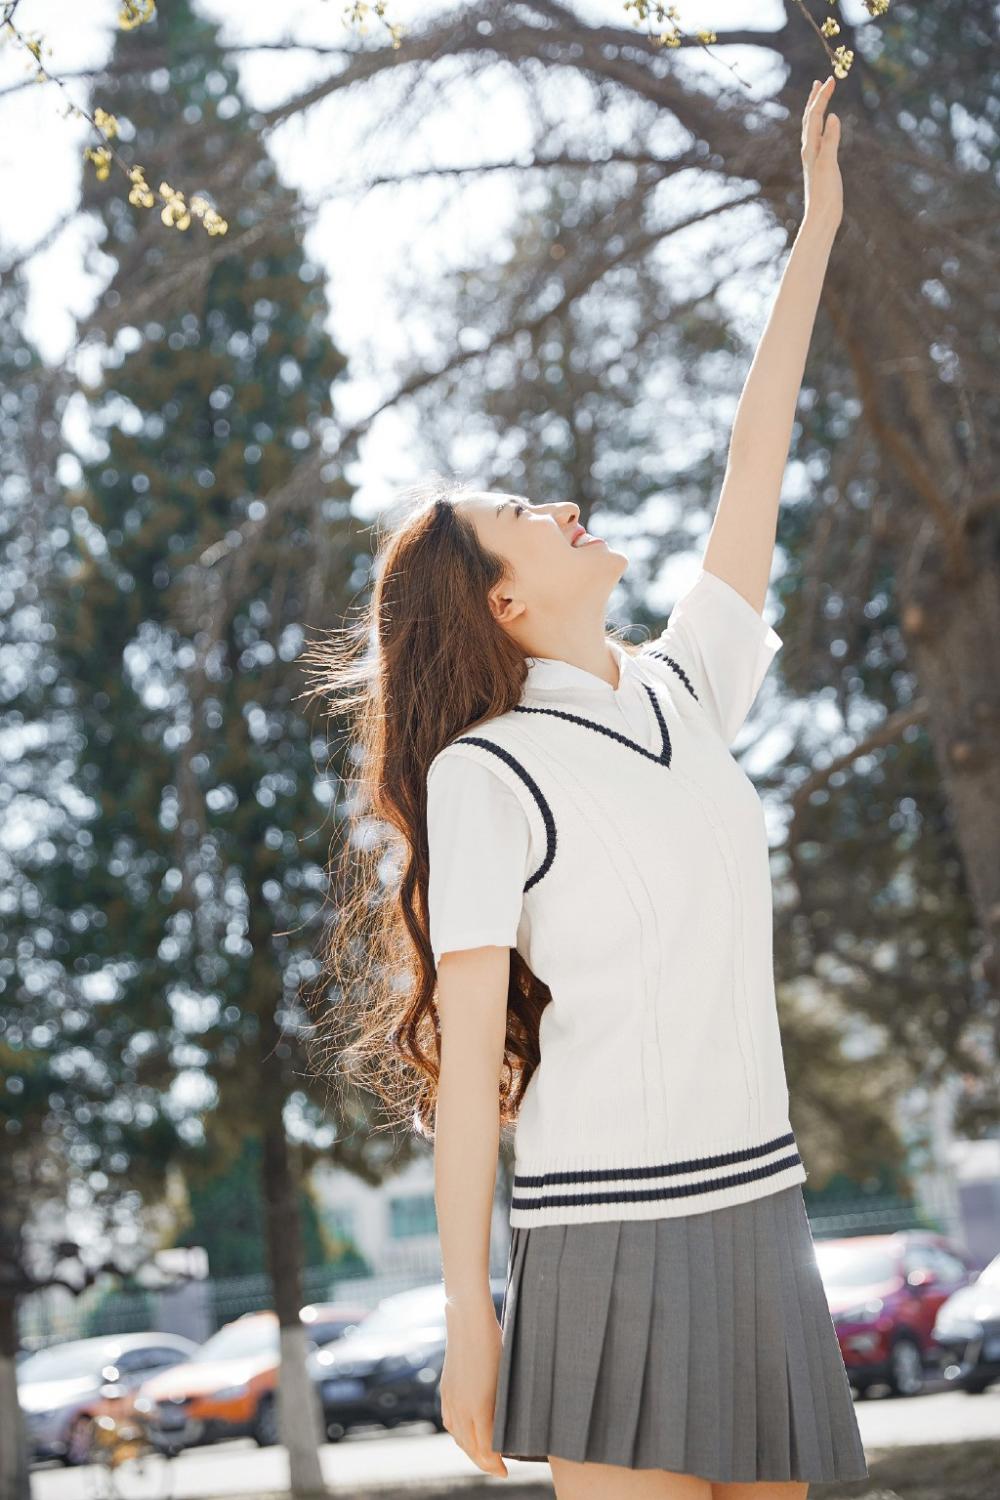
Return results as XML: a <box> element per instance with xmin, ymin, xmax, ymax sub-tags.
<box><xmin>140</xmin><ymin>1301</ymin><xmax>369</xmax><ymax>1452</ymax></box>
<box><xmin>17</xmin><ymin>1332</ymin><xmax>198</xmax><ymax>1465</ymax></box>
<box><xmin>309</xmin><ymin>1279</ymin><xmax>506</xmax><ymax>1440</ymax></box>
<box><xmin>932</xmin><ymin>1250</ymin><xmax>1000</xmax><ymax>1394</ymax></box>
<box><xmin>300</xmin><ymin>1302</ymin><xmax>370</xmax><ymax>1348</ymax></box>
<box><xmin>813</xmin><ymin>1230</ymin><xmax>978</xmax><ymax>1397</ymax></box>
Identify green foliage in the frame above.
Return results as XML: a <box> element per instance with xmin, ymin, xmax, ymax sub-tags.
<box><xmin>2</xmin><ymin>0</ymin><xmax>360</xmax><ymax>1329</ymax></box>
<box><xmin>57</xmin><ymin>0</ymin><xmax>351</xmax><ymax>1157</ymax></box>
<box><xmin>0</xmin><ymin>255</ymin><xmax>181</xmax><ymax>1305</ymax></box>
<box><xmin>173</xmin><ymin>1138</ymin><xmax>329</xmax><ymax>1278</ymax></box>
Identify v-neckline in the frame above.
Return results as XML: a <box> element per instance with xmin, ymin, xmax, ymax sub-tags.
<box><xmin>513</xmin><ymin>681</ymin><xmax>672</xmax><ymax>768</ymax></box>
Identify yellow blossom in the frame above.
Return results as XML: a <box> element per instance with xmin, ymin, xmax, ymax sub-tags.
<box><xmin>832</xmin><ymin>43</ymin><xmax>854</xmax><ymax>78</ymax></box>
<box><xmin>128</xmin><ymin>173</ymin><xmax>155</xmax><ymax>208</ymax></box>
<box><xmin>94</xmin><ymin>107</ymin><xmax>120</xmax><ymax>139</ymax></box>
<box><xmin>188</xmin><ymin>194</ymin><xmax>228</xmax><ymax>236</ymax></box>
<box><xmin>83</xmin><ymin>145</ymin><xmax>112</xmax><ymax>181</ymax></box>
<box><xmin>160</xmin><ymin>184</ymin><xmax>191</xmax><ymax>230</ymax></box>
<box><xmin>344</xmin><ymin>0</ymin><xmax>405</xmax><ymax>46</ymax></box>
<box><xmin>118</xmin><ymin>0</ymin><xmax>156</xmax><ymax>30</ymax></box>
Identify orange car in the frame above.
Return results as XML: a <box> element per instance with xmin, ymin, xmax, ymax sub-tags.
<box><xmin>139</xmin><ymin>1302</ymin><xmax>369</xmax><ymax>1451</ymax></box>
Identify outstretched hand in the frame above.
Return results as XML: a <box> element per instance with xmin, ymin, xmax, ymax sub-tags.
<box><xmin>801</xmin><ymin>77</ymin><xmax>843</xmax><ymax>232</ymax></box>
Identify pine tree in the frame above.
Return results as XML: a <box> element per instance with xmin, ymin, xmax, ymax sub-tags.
<box><xmin>0</xmin><ymin>256</ymin><xmax>191</xmax><ymax>1500</ymax></box>
<box><xmin>47</xmin><ymin>3</ymin><xmax>367</xmax><ymax>1491</ymax></box>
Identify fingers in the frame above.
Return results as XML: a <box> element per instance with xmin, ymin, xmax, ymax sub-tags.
<box><xmin>471</xmin><ymin>1410</ymin><xmax>504</xmax><ymax>1475</ymax></box>
<box><xmin>802</xmin><ymin>76</ymin><xmax>835</xmax><ymax>155</ymax></box>
<box><xmin>466</xmin><ymin>1436</ymin><xmax>507</xmax><ymax>1475</ymax></box>
<box><xmin>446</xmin><ymin>1409</ymin><xmax>509</xmax><ymax>1476</ymax></box>
<box><xmin>805</xmin><ymin>76</ymin><xmax>834</xmax><ymax>125</ymax></box>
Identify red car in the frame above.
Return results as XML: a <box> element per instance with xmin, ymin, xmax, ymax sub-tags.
<box><xmin>813</xmin><ymin>1230</ymin><xmax>978</xmax><ymax>1397</ymax></box>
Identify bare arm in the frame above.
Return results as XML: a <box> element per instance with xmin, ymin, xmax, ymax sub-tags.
<box><xmin>705</xmin><ymin>77</ymin><xmax>843</xmax><ymax>614</ymax></box>
<box><xmin>435</xmin><ymin>944</ymin><xmax>510</xmax><ymax>1479</ymax></box>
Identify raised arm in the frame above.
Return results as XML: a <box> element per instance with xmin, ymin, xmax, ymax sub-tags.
<box><xmin>704</xmin><ymin>76</ymin><xmax>843</xmax><ymax>615</ymax></box>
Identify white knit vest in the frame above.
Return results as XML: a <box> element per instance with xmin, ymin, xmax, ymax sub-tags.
<box><xmin>430</xmin><ymin>571</ymin><xmax>807</xmax><ymax>1229</ymax></box>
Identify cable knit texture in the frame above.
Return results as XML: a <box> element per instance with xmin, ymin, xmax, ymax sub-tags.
<box><xmin>426</xmin><ymin>568</ymin><xmax>805</xmax><ymax>1228</ymax></box>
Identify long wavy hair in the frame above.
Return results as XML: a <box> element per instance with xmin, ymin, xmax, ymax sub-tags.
<box><xmin>299</xmin><ymin>474</ymin><xmax>639</xmax><ymax>1146</ymax></box>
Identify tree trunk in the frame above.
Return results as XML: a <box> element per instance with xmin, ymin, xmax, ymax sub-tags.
<box><xmin>0</xmin><ymin>1294</ymin><xmax>30</xmax><ymax>1500</ymax></box>
<box><xmin>904</xmin><ymin>562</ymin><xmax>1000</xmax><ymax>994</ymax></box>
<box><xmin>260</xmin><ymin>1079</ymin><xmax>327</xmax><ymax>1499</ymax></box>
<box><xmin>824</xmin><ymin>285</ymin><xmax>1000</xmax><ymax>1022</ymax></box>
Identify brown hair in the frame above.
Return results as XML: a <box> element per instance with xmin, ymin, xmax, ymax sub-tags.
<box><xmin>299</xmin><ymin>474</ymin><xmax>636</xmax><ymax>1146</ymax></box>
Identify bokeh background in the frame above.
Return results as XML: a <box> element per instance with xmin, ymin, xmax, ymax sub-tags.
<box><xmin>2</xmin><ymin>1</ymin><xmax>998</xmax><ymax>1496</ymax></box>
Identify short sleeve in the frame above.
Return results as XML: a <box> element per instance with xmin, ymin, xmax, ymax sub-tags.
<box><xmin>425</xmin><ymin>752</ymin><xmax>531</xmax><ymax>967</ymax></box>
<box><xmin>640</xmin><ymin>567</ymin><xmax>783</xmax><ymax>746</ymax></box>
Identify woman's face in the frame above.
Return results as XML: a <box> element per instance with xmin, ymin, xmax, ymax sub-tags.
<box><xmin>455</xmin><ymin>492</ymin><xmax>628</xmax><ymax>632</ymax></box>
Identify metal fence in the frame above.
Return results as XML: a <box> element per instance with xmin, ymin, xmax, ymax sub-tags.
<box><xmin>806</xmin><ymin>1195</ymin><xmax>935</xmax><ymax>1239</ymax></box>
<box><xmin>17</xmin><ymin>1192</ymin><xmax>975</xmax><ymax>1352</ymax></box>
<box><xmin>18</xmin><ymin>1248</ymin><xmax>465</xmax><ymax>1352</ymax></box>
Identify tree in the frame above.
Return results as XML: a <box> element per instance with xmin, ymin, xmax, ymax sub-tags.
<box><xmin>397</xmin><ymin>164</ymin><xmax>914</xmax><ymax>1180</ymax></box>
<box><xmin>248</xmin><ymin>0</ymin><xmax>998</xmax><ymax>1128</ymax></box>
<box><xmin>174</xmin><ymin>1137</ymin><xmax>328</xmax><ymax>1280</ymax></box>
<box><xmin>0</xmin><ymin>254</ymin><xmax>195</xmax><ymax>1500</ymax></box>
<box><xmin>3</xmin><ymin>9</ymin><xmax>994</xmax><ymax>1491</ymax></box>
<box><xmin>36</xmin><ymin>2</ymin><xmax>385</xmax><ymax>1492</ymax></box>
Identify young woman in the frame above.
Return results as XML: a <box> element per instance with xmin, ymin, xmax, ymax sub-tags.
<box><xmin>309</xmin><ymin>77</ymin><xmax>861</xmax><ymax>1500</ymax></box>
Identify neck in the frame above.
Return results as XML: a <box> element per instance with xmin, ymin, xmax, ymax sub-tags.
<box><xmin>526</xmin><ymin>636</ymin><xmax>621</xmax><ymax>690</ymax></box>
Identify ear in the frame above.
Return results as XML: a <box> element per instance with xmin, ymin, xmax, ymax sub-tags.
<box><xmin>488</xmin><ymin>583</ymin><xmax>525</xmax><ymax>628</ymax></box>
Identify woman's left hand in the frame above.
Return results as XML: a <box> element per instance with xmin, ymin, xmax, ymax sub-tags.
<box><xmin>801</xmin><ymin>76</ymin><xmax>842</xmax><ymax>232</ymax></box>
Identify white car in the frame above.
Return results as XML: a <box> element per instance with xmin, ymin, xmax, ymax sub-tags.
<box><xmin>18</xmin><ymin>1332</ymin><xmax>198</xmax><ymax>1464</ymax></box>
<box><xmin>932</xmin><ymin>1251</ymin><xmax>1000</xmax><ymax>1394</ymax></box>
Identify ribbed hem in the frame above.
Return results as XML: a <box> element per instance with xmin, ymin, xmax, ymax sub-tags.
<box><xmin>509</xmin><ymin>1129</ymin><xmax>807</xmax><ymax>1227</ymax></box>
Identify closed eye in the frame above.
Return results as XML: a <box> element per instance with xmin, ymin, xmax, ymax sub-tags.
<box><xmin>496</xmin><ymin>498</ymin><xmax>528</xmax><ymax>519</ymax></box>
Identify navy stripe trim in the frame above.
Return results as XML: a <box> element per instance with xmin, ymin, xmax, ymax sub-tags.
<box><xmin>510</xmin><ymin>1150</ymin><xmax>802</xmax><ymax>1212</ymax></box>
<box><xmin>642</xmin><ymin>648</ymin><xmax>699</xmax><ymax>701</ymax></box>
<box><xmin>513</xmin><ymin>1130</ymin><xmax>797</xmax><ymax>1190</ymax></box>
<box><xmin>513</xmin><ymin>682</ymin><xmax>672</xmax><ymax>768</ymax></box>
<box><xmin>450</xmin><ymin>735</ymin><xmax>556</xmax><ymax>891</ymax></box>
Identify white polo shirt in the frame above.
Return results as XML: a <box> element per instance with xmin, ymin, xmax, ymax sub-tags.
<box><xmin>426</xmin><ymin>567</ymin><xmax>807</xmax><ymax>1227</ymax></box>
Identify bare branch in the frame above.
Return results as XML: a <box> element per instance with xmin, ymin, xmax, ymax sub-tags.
<box><xmin>788</xmin><ymin>700</ymin><xmax>930</xmax><ymax>825</ymax></box>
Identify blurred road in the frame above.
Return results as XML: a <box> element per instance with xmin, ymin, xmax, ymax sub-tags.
<box><xmin>29</xmin><ymin>1383</ymin><xmax>1000</xmax><ymax>1499</ymax></box>
<box><xmin>28</xmin><ymin>1424</ymin><xmax>550</xmax><ymax>1499</ymax></box>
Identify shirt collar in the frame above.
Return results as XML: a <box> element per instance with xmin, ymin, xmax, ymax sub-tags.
<box><xmin>521</xmin><ymin>638</ymin><xmax>634</xmax><ymax>699</ymax></box>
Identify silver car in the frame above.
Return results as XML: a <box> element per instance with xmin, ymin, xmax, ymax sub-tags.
<box><xmin>18</xmin><ymin>1332</ymin><xmax>198</xmax><ymax>1465</ymax></box>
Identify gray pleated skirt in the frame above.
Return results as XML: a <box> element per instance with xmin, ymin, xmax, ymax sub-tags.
<box><xmin>492</xmin><ymin>1182</ymin><xmax>869</xmax><ymax>1485</ymax></box>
